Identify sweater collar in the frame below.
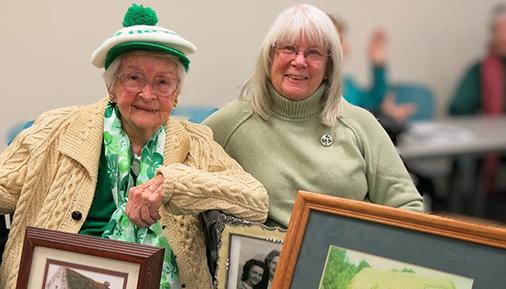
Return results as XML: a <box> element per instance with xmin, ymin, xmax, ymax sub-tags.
<box><xmin>269</xmin><ymin>82</ymin><xmax>327</xmax><ymax>119</ymax></box>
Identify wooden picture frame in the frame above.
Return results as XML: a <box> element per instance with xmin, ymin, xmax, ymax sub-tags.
<box><xmin>16</xmin><ymin>227</ymin><xmax>164</xmax><ymax>289</ymax></box>
<box><xmin>273</xmin><ymin>191</ymin><xmax>506</xmax><ymax>289</ymax></box>
<box><xmin>214</xmin><ymin>214</ymin><xmax>286</xmax><ymax>289</ymax></box>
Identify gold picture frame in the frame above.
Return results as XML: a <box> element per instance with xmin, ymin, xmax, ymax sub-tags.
<box><xmin>214</xmin><ymin>215</ymin><xmax>286</xmax><ymax>289</ymax></box>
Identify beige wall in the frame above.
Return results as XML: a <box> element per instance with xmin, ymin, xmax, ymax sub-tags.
<box><xmin>1</xmin><ymin>0</ymin><xmax>500</xmax><ymax>148</ymax></box>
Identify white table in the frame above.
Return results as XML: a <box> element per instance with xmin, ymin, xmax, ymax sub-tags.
<box><xmin>396</xmin><ymin>116</ymin><xmax>506</xmax><ymax>217</ymax></box>
<box><xmin>397</xmin><ymin>116</ymin><xmax>506</xmax><ymax>160</ymax></box>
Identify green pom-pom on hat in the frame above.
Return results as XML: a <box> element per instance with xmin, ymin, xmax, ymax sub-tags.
<box><xmin>91</xmin><ymin>3</ymin><xmax>197</xmax><ymax>71</ymax></box>
<box><xmin>122</xmin><ymin>4</ymin><xmax>158</xmax><ymax>27</ymax></box>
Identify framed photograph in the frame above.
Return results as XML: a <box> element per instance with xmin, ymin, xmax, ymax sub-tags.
<box><xmin>16</xmin><ymin>226</ymin><xmax>164</xmax><ymax>289</ymax></box>
<box><xmin>214</xmin><ymin>214</ymin><xmax>286</xmax><ymax>289</ymax></box>
<box><xmin>273</xmin><ymin>191</ymin><xmax>506</xmax><ymax>289</ymax></box>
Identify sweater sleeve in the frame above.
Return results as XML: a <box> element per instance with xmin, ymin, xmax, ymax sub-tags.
<box><xmin>158</xmin><ymin>124</ymin><xmax>268</xmax><ymax>223</ymax></box>
<box><xmin>350</xmin><ymin>107</ymin><xmax>423</xmax><ymax>211</ymax></box>
<box><xmin>0</xmin><ymin>134</ymin><xmax>29</xmax><ymax>214</ymax></box>
<box><xmin>0</xmin><ymin>107</ymin><xmax>72</xmax><ymax>214</ymax></box>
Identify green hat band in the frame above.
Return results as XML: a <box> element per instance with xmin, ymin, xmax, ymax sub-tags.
<box><xmin>105</xmin><ymin>42</ymin><xmax>190</xmax><ymax>71</ymax></box>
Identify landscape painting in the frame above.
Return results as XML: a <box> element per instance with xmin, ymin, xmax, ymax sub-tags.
<box><xmin>318</xmin><ymin>245</ymin><xmax>474</xmax><ymax>289</ymax></box>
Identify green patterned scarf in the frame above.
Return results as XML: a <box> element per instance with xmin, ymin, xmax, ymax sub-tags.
<box><xmin>102</xmin><ymin>102</ymin><xmax>180</xmax><ymax>289</ymax></box>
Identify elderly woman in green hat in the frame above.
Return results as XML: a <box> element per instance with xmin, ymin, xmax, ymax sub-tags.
<box><xmin>0</xmin><ymin>4</ymin><xmax>267</xmax><ymax>289</ymax></box>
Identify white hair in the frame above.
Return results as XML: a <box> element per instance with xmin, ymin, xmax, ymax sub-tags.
<box><xmin>240</xmin><ymin>4</ymin><xmax>343</xmax><ymax>126</ymax></box>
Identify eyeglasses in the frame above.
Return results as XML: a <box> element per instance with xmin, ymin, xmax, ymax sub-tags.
<box><xmin>272</xmin><ymin>43</ymin><xmax>331</xmax><ymax>62</ymax></box>
<box><xmin>116</xmin><ymin>72</ymin><xmax>179</xmax><ymax>97</ymax></box>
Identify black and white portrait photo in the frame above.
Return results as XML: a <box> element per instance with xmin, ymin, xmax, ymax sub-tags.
<box><xmin>227</xmin><ymin>235</ymin><xmax>282</xmax><ymax>289</ymax></box>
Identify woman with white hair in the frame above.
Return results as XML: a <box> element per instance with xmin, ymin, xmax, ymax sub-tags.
<box><xmin>204</xmin><ymin>4</ymin><xmax>422</xmax><ymax>228</ymax></box>
<box><xmin>0</xmin><ymin>4</ymin><xmax>267</xmax><ymax>289</ymax></box>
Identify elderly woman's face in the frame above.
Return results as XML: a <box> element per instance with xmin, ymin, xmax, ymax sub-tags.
<box><xmin>247</xmin><ymin>265</ymin><xmax>264</xmax><ymax>285</ymax></box>
<box><xmin>112</xmin><ymin>53</ymin><xmax>179</xmax><ymax>135</ymax></box>
<box><xmin>270</xmin><ymin>35</ymin><xmax>328</xmax><ymax>100</ymax></box>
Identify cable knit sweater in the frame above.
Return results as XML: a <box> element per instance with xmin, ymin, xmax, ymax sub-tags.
<box><xmin>204</xmin><ymin>84</ymin><xmax>422</xmax><ymax>227</ymax></box>
<box><xmin>0</xmin><ymin>98</ymin><xmax>268</xmax><ymax>289</ymax></box>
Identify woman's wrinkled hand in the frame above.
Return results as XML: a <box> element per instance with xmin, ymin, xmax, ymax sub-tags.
<box><xmin>125</xmin><ymin>174</ymin><xmax>164</xmax><ymax>227</ymax></box>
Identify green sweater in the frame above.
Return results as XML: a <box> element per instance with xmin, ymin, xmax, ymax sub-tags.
<box><xmin>204</xmin><ymin>85</ymin><xmax>423</xmax><ymax>227</ymax></box>
<box><xmin>449</xmin><ymin>62</ymin><xmax>482</xmax><ymax>115</ymax></box>
<box><xmin>449</xmin><ymin>59</ymin><xmax>506</xmax><ymax>115</ymax></box>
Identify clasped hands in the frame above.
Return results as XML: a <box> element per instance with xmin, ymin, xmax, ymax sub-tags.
<box><xmin>125</xmin><ymin>174</ymin><xmax>164</xmax><ymax>227</ymax></box>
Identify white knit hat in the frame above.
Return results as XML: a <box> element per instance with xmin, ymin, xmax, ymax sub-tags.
<box><xmin>91</xmin><ymin>4</ymin><xmax>197</xmax><ymax>71</ymax></box>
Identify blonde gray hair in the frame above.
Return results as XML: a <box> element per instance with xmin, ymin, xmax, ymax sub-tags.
<box><xmin>240</xmin><ymin>4</ymin><xmax>343</xmax><ymax>126</ymax></box>
<box><xmin>103</xmin><ymin>50</ymin><xmax>186</xmax><ymax>96</ymax></box>
<box><xmin>491</xmin><ymin>3</ymin><xmax>506</xmax><ymax>31</ymax></box>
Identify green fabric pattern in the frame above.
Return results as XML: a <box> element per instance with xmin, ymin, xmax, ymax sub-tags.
<box><xmin>102</xmin><ymin>102</ymin><xmax>180</xmax><ymax>289</ymax></box>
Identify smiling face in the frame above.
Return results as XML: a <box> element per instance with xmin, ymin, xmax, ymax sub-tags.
<box><xmin>110</xmin><ymin>52</ymin><xmax>180</xmax><ymax>138</ymax></box>
<box><xmin>247</xmin><ymin>265</ymin><xmax>264</xmax><ymax>286</ymax></box>
<box><xmin>268</xmin><ymin>256</ymin><xmax>279</xmax><ymax>277</ymax></box>
<box><xmin>270</xmin><ymin>35</ymin><xmax>328</xmax><ymax>100</ymax></box>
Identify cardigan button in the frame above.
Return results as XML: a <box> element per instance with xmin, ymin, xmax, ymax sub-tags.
<box><xmin>181</xmin><ymin>284</ymin><xmax>185</xmax><ymax>288</ymax></box>
<box><xmin>162</xmin><ymin>225</ymin><xmax>166</xmax><ymax>229</ymax></box>
<box><xmin>71</xmin><ymin>211</ymin><xmax>82</xmax><ymax>221</ymax></box>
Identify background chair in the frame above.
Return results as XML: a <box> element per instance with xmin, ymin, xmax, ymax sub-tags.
<box><xmin>6</xmin><ymin>120</ymin><xmax>34</xmax><ymax>145</ymax></box>
<box><xmin>171</xmin><ymin>106</ymin><xmax>218</xmax><ymax>123</ymax></box>
<box><xmin>391</xmin><ymin>83</ymin><xmax>435</xmax><ymax>122</ymax></box>
<box><xmin>391</xmin><ymin>83</ymin><xmax>451</xmax><ymax>212</ymax></box>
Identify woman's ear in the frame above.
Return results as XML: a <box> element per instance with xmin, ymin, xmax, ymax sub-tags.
<box><xmin>107</xmin><ymin>84</ymin><xmax>116</xmax><ymax>103</ymax></box>
<box><xmin>172</xmin><ymin>88</ymin><xmax>182</xmax><ymax>106</ymax></box>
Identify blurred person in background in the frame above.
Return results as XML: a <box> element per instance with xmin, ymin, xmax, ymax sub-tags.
<box><xmin>328</xmin><ymin>14</ymin><xmax>416</xmax><ymax>141</ymax></box>
<box><xmin>449</xmin><ymin>4</ymin><xmax>506</xmax><ymax>116</ymax></box>
<box><xmin>328</xmin><ymin>14</ymin><xmax>438</xmax><ymax>206</ymax></box>
<box><xmin>449</xmin><ymin>4</ymin><xmax>506</xmax><ymax>199</ymax></box>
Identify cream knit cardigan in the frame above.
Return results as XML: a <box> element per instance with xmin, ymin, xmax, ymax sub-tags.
<box><xmin>0</xmin><ymin>98</ymin><xmax>268</xmax><ymax>289</ymax></box>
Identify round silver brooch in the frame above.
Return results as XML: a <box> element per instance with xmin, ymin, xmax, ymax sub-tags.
<box><xmin>320</xmin><ymin>134</ymin><xmax>333</xmax><ymax>147</ymax></box>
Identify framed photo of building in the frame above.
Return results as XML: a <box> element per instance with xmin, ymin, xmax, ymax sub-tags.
<box><xmin>273</xmin><ymin>191</ymin><xmax>506</xmax><ymax>289</ymax></box>
<box><xmin>15</xmin><ymin>227</ymin><xmax>164</xmax><ymax>289</ymax></box>
<box><xmin>213</xmin><ymin>214</ymin><xmax>286</xmax><ymax>289</ymax></box>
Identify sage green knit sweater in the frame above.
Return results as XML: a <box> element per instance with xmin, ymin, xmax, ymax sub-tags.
<box><xmin>0</xmin><ymin>98</ymin><xmax>268</xmax><ymax>289</ymax></box>
<box><xmin>204</xmin><ymin>85</ymin><xmax>422</xmax><ymax>227</ymax></box>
